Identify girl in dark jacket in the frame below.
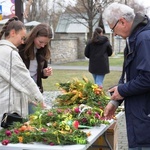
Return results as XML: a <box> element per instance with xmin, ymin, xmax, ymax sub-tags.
<box><xmin>84</xmin><ymin>27</ymin><xmax>113</xmax><ymax>87</ymax></box>
<box><xmin>18</xmin><ymin>23</ymin><xmax>53</xmax><ymax>114</ymax></box>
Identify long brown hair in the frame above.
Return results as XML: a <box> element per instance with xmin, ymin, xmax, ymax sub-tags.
<box><xmin>91</xmin><ymin>27</ymin><xmax>103</xmax><ymax>43</ymax></box>
<box><xmin>0</xmin><ymin>16</ymin><xmax>25</xmax><ymax>39</ymax></box>
<box><xmin>23</xmin><ymin>23</ymin><xmax>52</xmax><ymax>60</ymax></box>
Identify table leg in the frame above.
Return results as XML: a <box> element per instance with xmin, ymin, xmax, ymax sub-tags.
<box><xmin>103</xmin><ymin>132</ymin><xmax>113</xmax><ymax>150</ymax></box>
<box><xmin>88</xmin><ymin>132</ymin><xmax>113</xmax><ymax>150</ymax></box>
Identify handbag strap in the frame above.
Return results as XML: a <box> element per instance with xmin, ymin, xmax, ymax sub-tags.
<box><xmin>8</xmin><ymin>50</ymin><xmax>22</xmax><ymax>116</ymax></box>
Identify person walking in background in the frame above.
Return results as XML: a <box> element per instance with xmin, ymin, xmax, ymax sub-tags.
<box><xmin>18</xmin><ymin>23</ymin><xmax>53</xmax><ymax>114</ymax></box>
<box><xmin>84</xmin><ymin>27</ymin><xmax>113</xmax><ymax>87</ymax></box>
<box><xmin>0</xmin><ymin>16</ymin><xmax>44</xmax><ymax>129</ymax></box>
<box><xmin>103</xmin><ymin>2</ymin><xmax>150</xmax><ymax>150</ymax></box>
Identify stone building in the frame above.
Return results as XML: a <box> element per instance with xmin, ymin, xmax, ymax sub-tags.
<box><xmin>51</xmin><ymin>13</ymin><xmax>125</xmax><ymax>64</ymax></box>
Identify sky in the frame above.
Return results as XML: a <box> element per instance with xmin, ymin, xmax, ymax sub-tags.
<box><xmin>48</xmin><ymin>0</ymin><xmax>77</xmax><ymax>12</ymax></box>
<box><xmin>135</xmin><ymin>0</ymin><xmax>150</xmax><ymax>16</ymax></box>
<box><xmin>136</xmin><ymin>0</ymin><xmax>150</xmax><ymax>6</ymax></box>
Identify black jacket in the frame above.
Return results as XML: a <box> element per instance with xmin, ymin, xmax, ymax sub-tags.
<box><xmin>19</xmin><ymin>45</ymin><xmax>48</xmax><ymax>93</ymax></box>
<box><xmin>84</xmin><ymin>36</ymin><xmax>113</xmax><ymax>75</ymax></box>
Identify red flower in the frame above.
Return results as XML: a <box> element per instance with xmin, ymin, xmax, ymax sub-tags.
<box><xmin>73</xmin><ymin>120</ymin><xmax>79</xmax><ymax>129</ymax></box>
<box><xmin>49</xmin><ymin>142</ymin><xmax>55</xmax><ymax>146</ymax></box>
<box><xmin>57</xmin><ymin>109</ymin><xmax>62</xmax><ymax>113</ymax></box>
<box><xmin>87</xmin><ymin>110</ymin><xmax>92</xmax><ymax>115</ymax></box>
<box><xmin>74</xmin><ymin>107</ymin><xmax>80</xmax><ymax>113</ymax></box>
<box><xmin>41</xmin><ymin>128</ymin><xmax>47</xmax><ymax>132</ymax></box>
<box><xmin>5</xmin><ymin>130</ymin><xmax>12</xmax><ymax>136</ymax></box>
<box><xmin>14</xmin><ymin>129</ymin><xmax>19</xmax><ymax>134</ymax></box>
<box><xmin>47</xmin><ymin>112</ymin><xmax>53</xmax><ymax>116</ymax></box>
<box><xmin>95</xmin><ymin>113</ymin><xmax>100</xmax><ymax>119</ymax></box>
<box><xmin>2</xmin><ymin>139</ymin><xmax>9</xmax><ymax>145</ymax></box>
<box><xmin>100</xmin><ymin>86</ymin><xmax>103</xmax><ymax>89</ymax></box>
<box><xmin>81</xmin><ymin>118</ymin><xmax>88</xmax><ymax>123</ymax></box>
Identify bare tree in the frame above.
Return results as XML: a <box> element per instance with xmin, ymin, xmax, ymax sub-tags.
<box><xmin>23</xmin><ymin>0</ymin><xmax>62</xmax><ymax>30</ymax></box>
<box><xmin>24</xmin><ymin>0</ymin><xmax>146</xmax><ymax>39</ymax></box>
<box><xmin>55</xmin><ymin>0</ymin><xmax>121</xmax><ymax>40</ymax></box>
<box><xmin>24</xmin><ymin>0</ymin><xmax>47</xmax><ymax>22</ymax></box>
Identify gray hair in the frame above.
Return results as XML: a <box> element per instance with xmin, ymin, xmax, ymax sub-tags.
<box><xmin>103</xmin><ymin>2</ymin><xmax>135</xmax><ymax>25</ymax></box>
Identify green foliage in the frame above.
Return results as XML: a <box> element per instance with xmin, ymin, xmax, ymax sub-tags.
<box><xmin>54</xmin><ymin>77</ymin><xmax>110</xmax><ymax>107</ymax></box>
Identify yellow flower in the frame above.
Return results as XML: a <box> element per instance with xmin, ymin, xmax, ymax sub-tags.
<box><xmin>78</xmin><ymin>92</ymin><xmax>83</xmax><ymax>98</ymax></box>
<box><xmin>65</xmin><ymin>125</ymin><xmax>70</xmax><ymax>131</ymax></box>
<box><xmin>25</xmin><ymin>132</ymin><xmax>30</xmax><ymax>136</ymax></box>
<box><xmin>55</xmin><ymin>83</ymin><xmax>60</xmax><ymax>86</ymax></box>
<box><xmin>86</xmin><ymin>132</ymin><xmax>91</xmax><ymax>137</ymax></box>
<box><xmin>68</xmin><ymin>114</ymin><xmax>72</xmax><ymax>120</ymax></box>
<box><xmin>92</xmin><ymin>84</ymin><xmax>98</xmax><ymax>88</ymax></box>
<box><xmin>18</xmin><ymin>136</ymin><xmax>23</xmax><ymax>143</ymax></box>
<box><xmin>29</xmin><ymin>115</ymin><xmax>38</xmax><ymax>120</ymax></box>
<box><xmin>82</xmin><ymin>76</ymin><xmax>88</xmax><ymax>82</ymax></box>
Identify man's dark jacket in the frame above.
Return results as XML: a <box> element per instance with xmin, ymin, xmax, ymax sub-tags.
<box><xmin>118</xmin><ymin>14</ymin><xmax>150</xmax><ymax>148</ymax></box>
<box><xmin>19</xmin><ymin>45</ymin><xmax>48</xmax><ymax>93</ymax></box>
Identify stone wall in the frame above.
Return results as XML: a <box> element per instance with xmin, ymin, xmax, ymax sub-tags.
<box><xmin>50</xmin><ymin>33</ymin><xmax>126</xmax><ymax>64</ymax></box>
<box><xmin>114</xmin><ymin>37</ymin><xmax>126</xmax><ymax>54</ymax></box>
<box><xmin>54</xmin><ymin>33</ymin><xmax>86</xmax><ymax>59</ymax></box>
<box><xmin>50</xmin><ymin>38</ymin><xmax>78</xmax><ymax>64</ymax></box>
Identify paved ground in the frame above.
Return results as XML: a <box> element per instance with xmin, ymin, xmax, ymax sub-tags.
<box><xmin>50</xmin><ymin>65</ymin><xmax>122</xmax><ymax>72</ymax></box>
<box><xmin>47</xmin><ymin>64</ymin><xmax>128</xmax><ymax>150</ymax></box>
<box><xmin>117</xmin><ymin>112</ymin><xmax>128</xmax><ymax>150</ymax></box>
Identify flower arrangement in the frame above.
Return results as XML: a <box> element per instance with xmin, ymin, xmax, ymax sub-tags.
<box><xmin>0</xmin><ymin>104</ymin><xmax>111</xmax><ymax>146</ymax></box>
<box><xmin>0</xmin><ymin>77</ymin><xmax>113</xmax><ymax>146</ymax></box>
<box><xmin>0</xmin><ymin>108</ymin><xmax>89</xmax><ymax>145</ymax></box>
<box><xmin>54</xmin><ymin>77</ymin><xmax>110</xmax><ymax>108</ymax></box>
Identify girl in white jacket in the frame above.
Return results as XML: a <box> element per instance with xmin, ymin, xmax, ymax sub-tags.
<box><xmin>0</xmin><ymin>16</ymin><xmax>45</xmax><ymax>129</ymax></box>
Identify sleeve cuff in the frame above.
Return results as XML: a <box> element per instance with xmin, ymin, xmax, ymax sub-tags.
<box><xmin>110</xmin><ymin>100</ymin><xmax>119</xmax><ymax>108</ymax></box>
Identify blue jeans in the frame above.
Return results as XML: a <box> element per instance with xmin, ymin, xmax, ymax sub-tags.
<box><xmin>28</xmin><ymin>76</ymin><xmax>37</xmax><ymax>115</ymax></box>
<box><xmin>129</xmin><ymin>148</ymin><xmax>150</xmax><ymax>150</ymax></box>
<box><xmin>28</xmin><ymin>102</ymin><xmax>36</xmax><ymax>115</ymax></box>
<box><xmin>92</xmin><ymin>74</ymin><xmax>105</xmax><ymax>86</ymax></box>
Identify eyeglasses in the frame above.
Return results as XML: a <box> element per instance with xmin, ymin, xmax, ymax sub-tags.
<box><xmin>111</xmin><ymin>20</ymin><xmax>119</xmax><ymax>33</ymax></box>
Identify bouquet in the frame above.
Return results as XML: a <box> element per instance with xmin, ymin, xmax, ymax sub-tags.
<box><xmin>54</xmin><ymin>77</ymin><xmax>110</xmax><ymax>108</ymax></box>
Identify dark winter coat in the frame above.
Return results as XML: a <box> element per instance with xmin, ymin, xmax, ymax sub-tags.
<box><xmin>84</xmin><ymin>36</ymin><xmax>113</xmax><ymax>75</ymax></box>
<box><xmin>118</xmin><ymin>14</ymin><xmax>150</xmax><ymax>148</ymax></box>
<box><xmin>19</xmin><ymin>45</ymin><xmax>48</xmax><ymax>93</ymax></box>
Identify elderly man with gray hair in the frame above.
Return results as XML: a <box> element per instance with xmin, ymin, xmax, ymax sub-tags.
<box><xmin>103</xmin><ymin>2</ymin><xmax>150</xmax><ymax>150</ymax></box>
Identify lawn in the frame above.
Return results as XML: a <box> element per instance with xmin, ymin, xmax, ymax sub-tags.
<box><xmin>43</xmin><ymin>70</ymin><xmax>122</xmax><ymax>92</ymax></box>
<box><xmin>56</xmin><ymin>55</ymin><xmax>124</xmax><ymax>67</ymax></box>
<box><xmin>43</xmin><ymin>55</ymin><xmax>123</xmax><ymax>92</ymax></box>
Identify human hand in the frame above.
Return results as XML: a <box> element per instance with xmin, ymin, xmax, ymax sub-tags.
<box><xmin>43</xmin><ymin>67</ymin><xmax>52</xmax><ymax>76</ymax></box>
<box><xmin>39</xmin><ymin>102</ymin><xmax>47</xmax><ymax>109</ymax></box>
<box><xmin>104</xmin><ymin>102</ymin><xmax>117</xmax><ymax>120</ymax></box>
<box><xmin>30</xmin><ymin>101</ymin><xmax>46</xmax><ymax>109</ymax></box>
<box><xmin>108</xmin><ymin>86</ymin><xmax>124</xmax><ymax>100</ymax></box>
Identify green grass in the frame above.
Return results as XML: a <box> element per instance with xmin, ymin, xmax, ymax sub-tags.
<box><xmin>43</xmin><ymin>56</ymin><xmax>123</xmax><ymax>92</ymax></box>
<box><xmin>109</xmin><ymin>57</ymin><xmax>124</xmax><ymax>66</ymax></box>
<box><xmin>57</xmin><ymin>55</ymin><xmax>124</xmax><ymax>67</ymax></box>
<box><xmin>43</xmin><ymin>70</ymin><xmax>122</xmax><ymax>91</ymax></box>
